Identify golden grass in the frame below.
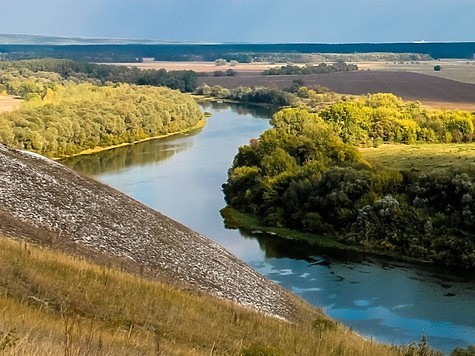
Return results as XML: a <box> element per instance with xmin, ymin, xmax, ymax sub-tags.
<box><xmin>0</xmin><ymin>236</ymin><xmax>407</xmax><ymax>355</ymax></box>
<box><xmin>360</xmin><ymin>142</ymin><xmax>475</xmax><ymax>173</ymax></box>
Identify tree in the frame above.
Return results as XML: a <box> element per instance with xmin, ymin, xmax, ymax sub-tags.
<box><xmin>215</xmin><ymin>58</ymin><xmax>227</xmax><ymax>66</ymax></box>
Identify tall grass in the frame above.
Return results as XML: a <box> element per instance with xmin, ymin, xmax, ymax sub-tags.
<box><xmin>0</xmin><ymin>236</ymin><xmax>415</xmax><ymax>355</ymax></box>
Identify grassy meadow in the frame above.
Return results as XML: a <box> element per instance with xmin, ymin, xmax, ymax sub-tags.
<box><xmin>0</xmin><ymin>236</ymin><xmax>415</xmax><ymax>356</ymax></box>
<box><xmin>360</xmin><ymin>142</ymin><xmax>475</xmax><ymax>173</ymax></box>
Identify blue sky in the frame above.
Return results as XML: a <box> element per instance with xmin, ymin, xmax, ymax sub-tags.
<box><xmin>0</xmin><ymin>0</ymin><xmax>473</xmax><ymax>43</ymax></box>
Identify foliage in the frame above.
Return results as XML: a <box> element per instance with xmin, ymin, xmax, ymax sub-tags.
<box><xmin>0</xmin><ymin>41</ymin><xmax>440</xmax><ymax>63</ymax></box>
<box><xmin>215</xmin><ymin>58</ymin><xmax>227</xmax><ymax>66</ymax></box>
<box><xmin>263</xmin><ymin>60</ymin><xmax>358</xmax><ymax>75</ymax></box>
<box><xmin>0</xmin><ymin>81</ymin><xmax>204</xmax><ymax>157</ymax></box>
<box><xmin>195</xmin><ymin>84</ymin><xmax>299</xmax><ymax>106</ymax></box>
<box><xmin>319</xmin><ymin>93</ymin><xmax>475</xmax><ymax>146</ymax></box>
<box><xmin>223</xmin><ymin>103</ymin><xmax>475</xmax><ymax>269</ymax></box>
<box><xmin>451</xmin><ymin>345</ymin><xmax>475</xmax><ymax>356</ymax></box>
<box><xmin>0</xmin><ymin>58</ymin><xmax>198</xmax><ymax>92</ymax></box>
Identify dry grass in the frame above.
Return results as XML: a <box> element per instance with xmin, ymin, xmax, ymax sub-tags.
<box><xmin>358</xmin><ymin>60</ymin><xmax>475</xmax><ymax>85</ymax></box>
<box><xmin>0</xmin><ymin>95</ymin><xmax>22</xmax><ymax>113</ymax></box>
<box><xmin>360</xmin><ymin>142</ymin><xmax>475</xmax><ymax>173</ymax></box>
<box><xmin>0</xmin><ymin>236</ymin><xmax>407</xmax><ymax>355</ymax></box>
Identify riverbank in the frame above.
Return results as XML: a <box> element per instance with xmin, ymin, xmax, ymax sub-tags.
<box><xmin>220</xmin><ymin>206</ymin><xmax>437</xmax><ymax>268</ymax></box>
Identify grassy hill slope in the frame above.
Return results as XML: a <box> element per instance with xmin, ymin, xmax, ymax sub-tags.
<box><xmin>0</xmin><ymin>236</ymin><xmax>405</xmax><ymax>355</ymax></box>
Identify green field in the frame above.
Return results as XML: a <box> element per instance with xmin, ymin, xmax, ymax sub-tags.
<box><xmin>361</xmin><ymin>143</ymin><xmax>475</xmax><ymax>173</ymax></box>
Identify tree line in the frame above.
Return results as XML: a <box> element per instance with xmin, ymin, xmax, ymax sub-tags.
<box><xmin>223</xmin><ymin>97</ymin><xmax>475</xmax><ymax>269</ymax></box>
<box><xmin>0</xmin><ymin>58</ymin><xmax>198</xmax><ymax>92</ymax></box>
<box><xmin>195</xmin><ymin>84</ymin><xmax>300</xmax><ymax>107</ymax></box>
<box><xmin>262</xmin><ymin>60</ymin><xmax>358</xmax><ymax>75</ymax></box>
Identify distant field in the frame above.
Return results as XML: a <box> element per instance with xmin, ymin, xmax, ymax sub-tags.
<box><xmin>0</xmin><ymin>95</ymin><xmax>22</xmax><ymax>113</ymax></box>
<box><xmin>121</xmin><ymin>59</ymin><xmax>475</xmax><ymax>84</ymax></box>
<box><xmin>361</xmin><ymin>143</ymin><xmax>475</xmax><ymax>173</ymax></box>
<box><xmin>358</xmin><ymin>60</ymin><xmax>475</xmax><ymax>85</ymax></box>
<box><xmin>114</xmin><ymin>60</ymin><xmax>281</xmax><ymax>73</ymax></box>
<box><xmin>199</xmin><ymin>70</ymin><xmax>475</xmax><ymax>111</ymax></box>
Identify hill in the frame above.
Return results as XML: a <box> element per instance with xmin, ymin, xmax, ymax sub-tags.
<box><xmin>0</xmin><ymin>143</ymin><xmax>295</xmax><ymax>319</ymax></box>
<box><xmin>0</xmin><ymin>143</ymin><xmax>415</xmax><ymax>355</ymax></box>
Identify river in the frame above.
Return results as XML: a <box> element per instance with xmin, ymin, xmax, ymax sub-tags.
<box><xmin>62</xmin><ymin>102</ymin><xmax>475</xmax><ymax>353</ymax></box>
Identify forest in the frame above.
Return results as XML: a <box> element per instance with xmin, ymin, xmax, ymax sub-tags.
<box><xmin>0</xmin><ymin>60</ymin><xmax>203</xmax><ymax>158</ymax></box>
<box><xmin>1</xmin><ymin>42</ymin><xmax>474</xmax><ymax>62</ymax></box>
<box><xmin>223</xmin><ymin>94</ymin><xmax>475</xmax><ymax>269</ymax></box>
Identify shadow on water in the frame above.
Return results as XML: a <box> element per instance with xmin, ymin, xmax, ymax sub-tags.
<box><xmin>61</xmin><ymin>129</ymin><xmax>201</xmax><ymax>176</ymax></box>
<box><xmin>239</xmin><ymin>226</ymin><xmax>475</xmax><ymax>284</ymax></box>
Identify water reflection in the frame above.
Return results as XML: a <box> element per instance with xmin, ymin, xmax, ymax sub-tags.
<box><xmin>200</xmin><ymin>101</ymin><xmax>278</xmax><ymax>117</ymax></box>
<box><xmin>61</xmin><ymin>131</ymin><xmax>200</xmax><ymax>176</ymax></box>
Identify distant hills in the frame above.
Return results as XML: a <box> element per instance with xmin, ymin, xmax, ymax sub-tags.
<box><xmin>0</xmin><ymin>33</ymin><xmax>181</xmax><ymax>45</ymax></box>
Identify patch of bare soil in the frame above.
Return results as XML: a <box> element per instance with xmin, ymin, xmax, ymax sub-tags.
<box><xmin>0</xmin><ymin>95</ymin><xmax>22</xmax><ymax>113</ymax></box>
<box><xmin>0</xmin><ymin>144</ymin><xmax>299</xmax><ymax>320</ymax></box>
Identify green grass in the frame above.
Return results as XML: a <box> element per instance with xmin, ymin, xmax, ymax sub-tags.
<box><xmin>360</xmin><ymin>142</ymin><xmax>475</xmax><ymax>173</ymax></box>
<box><xmin>0</xmin><ymin>235</ymin><xmax>413</xmax><ymax>355</ymax></box>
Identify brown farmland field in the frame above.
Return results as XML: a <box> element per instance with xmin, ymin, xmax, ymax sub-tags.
<box><xmin>198</xmin><ymin>71</ymin><xmax>475</xmax><ymax>110</ymax></box>
<box><xmin>358</xmin><ymin>60</ymin><xmax>475</xmax><ymax>85</ymax></box>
